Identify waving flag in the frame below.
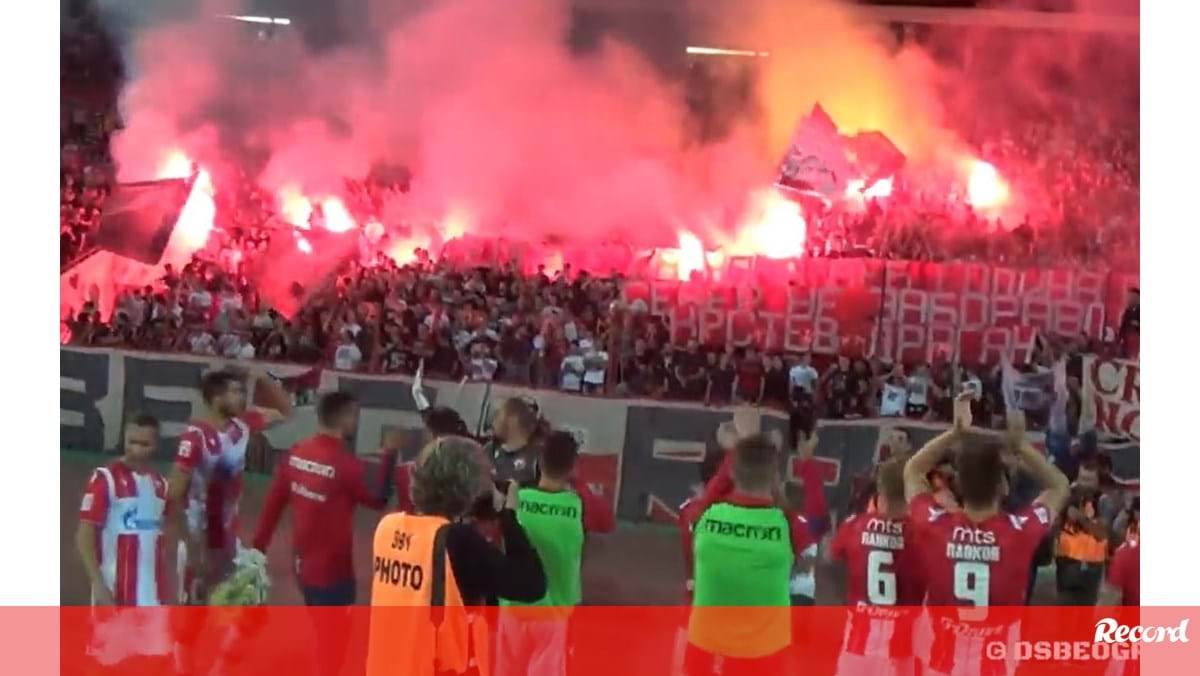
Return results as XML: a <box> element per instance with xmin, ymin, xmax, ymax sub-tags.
<box><xmin>92</xmin><ymin>178</ymin><xmax>191</xmax><ymax>264</ymax></box>
<box><xmin>774</xmin><ymin>104</ymin><xmax>854</xmax><ymax>200</ymax></box>
<box><xmin>844</xmin><ymin>130</ymin><xmax>906</xmax><ymax>187</ymax></box>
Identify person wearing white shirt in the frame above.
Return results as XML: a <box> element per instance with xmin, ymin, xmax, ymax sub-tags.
<box><xmin>218</xmin><ymin>290</ymin><xmax>242</xmax><ymax>314</ymax></box>
<box><xmin>788</xmin><ymin>353</ymin><xmax>819</xmax><ymax>404</ymax></box>
<box><xmin>333</xmin><ymin>333</ymin><xmax>363</xmax><ymax>371</ymax></box>
<box><xmin>188</xmin><ymin>331</ymin><xmax>216</xmax><ymax>355</ymax></box>
<box><xmin>251</xmin><ymin>309</ymin><xmax>274</xmax><ymax>331</ymax></box>
<box><xmin>218</xmin><ymin>333</ymin><xmax>243</xmax><ymax>358</ymax></box>
<box><xmin>188</xmin><ymin>288</ymin><xmax>212</xmax><ymax>310</ymax></box>
<box><xmin>878</xmin><ymin>363</ymin><xmax>908</xmax><ymax>417</ymax></box>
<box><xmin>905</xmin><ymin>363</ymin><xmax>931</xmax><ymax>418</ymax></box>
<box><xmin>237</xmin><ymin>340</ymin><xmax>256</xmax><ymax>360</ymax></box>
<box><xmin>560</xmin><ymin>354</ymin><xmax>586</xmax><ymax>392</ymax></box>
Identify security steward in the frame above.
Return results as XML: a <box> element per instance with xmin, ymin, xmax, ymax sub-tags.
<box><xmin>366</xmin><ymin>436</ymin><xmax>546</xmax><ymax>676</ymax></box>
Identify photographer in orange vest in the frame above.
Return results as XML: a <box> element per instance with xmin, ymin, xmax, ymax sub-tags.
<box><xmin>366</xmin><ymin>435</ymin><xmax>546</xmax><ymax>676</ymax></box>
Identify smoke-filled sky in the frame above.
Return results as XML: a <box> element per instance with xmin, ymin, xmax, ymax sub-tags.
<box><xmin>102</xmin><ymin>0</ymin><xmax>1139</xmax><ymax>249</ymax></box>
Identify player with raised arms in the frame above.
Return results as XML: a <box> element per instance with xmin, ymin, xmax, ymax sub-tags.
<box><xmin>903</xmin><ymin>393</ymin><xmax>1069</xmax><ymax>675</ymax></box>
<box><xmin>685</xmin><ymin>432</ymin><xmax>816</xmax><ymax>676</ymax></box>
<box><xmin>167</xmin><ymin>366</ymin><xmax>293</xmax><ymax>604</ymax></box>
<box><xmin>829</xmin><ymin>455</ymin><xmax>925</xmax><ymax>676</ymax></box>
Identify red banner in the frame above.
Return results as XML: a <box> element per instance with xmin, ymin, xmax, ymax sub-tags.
<box><xmin>624</xmin><ymin>257</ymin><xmax>1137</xmax><ymax>364</ymax></box>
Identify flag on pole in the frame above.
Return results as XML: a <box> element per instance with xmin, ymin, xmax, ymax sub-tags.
<box><xmin>774</xmin><ymin>104</ymin><xmax>854</xmax><ymax>200</ymax></box>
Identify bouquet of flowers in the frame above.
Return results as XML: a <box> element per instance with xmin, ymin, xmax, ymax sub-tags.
<box><xmin>209</xmin><ymin>545</ymin><xmax>270</xmax><ymax>606</ymax></box>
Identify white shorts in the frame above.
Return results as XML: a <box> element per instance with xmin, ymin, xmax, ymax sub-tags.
<box><xmin>494</xmin><ymin>612</ymin><xmax>569</xmax><ymax>676</ymax></box>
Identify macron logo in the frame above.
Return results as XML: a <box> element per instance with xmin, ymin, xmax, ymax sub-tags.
<box><xmin>1095</xmin><ymin>618</ymin><xmax>1190</xmax><ymax>644</ymax></box>
<box><xmin>927</xmin><ymin>507</ymin><xmax>946</xmax><ymax>522</ymax></box>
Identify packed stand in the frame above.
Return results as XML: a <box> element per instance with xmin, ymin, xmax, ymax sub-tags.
<box><xmin>61</xmin><ymin>1</ymin><xmax>123</xmax><ymax>268</ymax></box>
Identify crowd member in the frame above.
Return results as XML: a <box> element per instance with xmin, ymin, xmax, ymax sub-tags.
<box><xmin>365</xmin><ymin>436</ymin><xmax>546</xmax><ymax>676</ymax></box>
<box><xmin>1118</xmin><ymin>287</ymin><xmax>1139</xmax><ymax>360</ymax></box>
<box><xmin>1099</xmin><ymin>504</ymin><xmax>1139</xmax><ymax>606</ymax></box>
<box><xmin>704</xmin><ymin>351</ymin><xmax>736</xmax><ymax>407</ymax></box>
<box><xmin>168</xmin><ymin>368</ymin><xmax>293</xmax><ymax>604</ymax></box>
<box><xmin>787</xmin><ymin>353</ymin><xmax>819</xmax><ymax>407</ymax></box>
<box><xmin>829</xmin><ymin>456</ymin><xmax>924</xmax><ymax>676</ymax></box>
<box><xmin>496</xmin><ymin>430</ymin><xmax>615</xmax><ymax>676</ymax></box>
<box><xmin>685</xmin><ymin>433</ymin><xmax>817</xmax><ymax>676</ymax></box>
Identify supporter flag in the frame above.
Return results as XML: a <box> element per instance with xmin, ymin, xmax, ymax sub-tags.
<box><xmin>92</xmin><ymin>178</ymin><xmax>191</xmax><ymax>264</ymax></box>
<box><xmin>844</xmin><ymin>130</ymin><xmax>906</xmax><ymax>187</ymax></box>
<box><xmin>774</xmin><ymin>104</ymin><xmax>853</xmax><ymax>201</ymax></box>
<box><xmin>256</xmin><ymin>367</ymin><xmax>323</xmax><ymax>408</ymax></box>
<box><xmin>1001</xmin><ymin>352</ymin><xmax>1055</xmax><ymax>413</ymax></box>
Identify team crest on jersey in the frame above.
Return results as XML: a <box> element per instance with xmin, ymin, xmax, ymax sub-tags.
<box><xmin>179</xmin><ymin>439</ymin><xmax>193</xmax><ymax>458</ymax></box>
<box><xmin>81</xmin><ymin>494</ymin><xmax>93</xmax><ymax>511</ymax></box>
<box><xmin>514</xmin><ymin>458</ymin><xmax>526</xmax><ymax>470</ymax></box>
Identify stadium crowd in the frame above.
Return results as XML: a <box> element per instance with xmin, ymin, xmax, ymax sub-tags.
<box><xmin>61</xmin><ymin>1</ymin><xmax>121</xmax><ymax>267</ymax></box>
<box><xmin>65</xmin><ymin>233</ymin><xmax>1136</xmax><ymax>431</ymax></box>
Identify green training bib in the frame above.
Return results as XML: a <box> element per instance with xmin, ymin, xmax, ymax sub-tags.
<box><xmin>692</xmin><ymin>501</ymin><xmax>794</xmax><ymax>607</ymax></box>
<box><xmin>501</xmin><ymin>487</ymin><xmax>585</xmax><ymax>608</ymax></box>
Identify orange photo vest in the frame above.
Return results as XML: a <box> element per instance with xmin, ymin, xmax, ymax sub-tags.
<box><xmin>366</xmin><ymin>513</ymin><xmax>489</xmax><ymax>676</ymax></box>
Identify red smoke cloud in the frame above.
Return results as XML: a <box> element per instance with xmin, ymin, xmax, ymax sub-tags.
<box><xmin>108</xmin><ymin>0</ymin><xmax>1137</xmax><ymax>261</ymax></box>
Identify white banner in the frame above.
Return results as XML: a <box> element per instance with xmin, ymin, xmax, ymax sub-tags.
<box><xmin>1081</xmin><ymin>356</ymin><xmax>1140</xmax><ymax>440</ymax></box>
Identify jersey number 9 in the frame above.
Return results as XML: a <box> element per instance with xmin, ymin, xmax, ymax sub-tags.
<box><xmin>953</xmin><ymin>561</ymin><xmax>989</xmax><ymax>607</ymax></box>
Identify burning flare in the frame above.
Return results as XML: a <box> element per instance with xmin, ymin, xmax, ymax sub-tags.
<box><xmin>156</xmin><ymin>150</ymin><xmax>193</xmax><ymax>180</ymax></box>
<box><xmin>278</xmin><ymin>186</ymin><xmax>313</xmax><ymax>229</ymax></box>
<box><xmin>966</xmin><ymin>160</ymin><xmax>1009</xmax><ymax>209</ymax></box>
<box><xmin>320</xmin><ymin>197</ymin><xmax>357</xmax><ymax>233</ymax></box>
<box><xmin>728</xmin><ymin>189</ymin><xmax>808</xmax><ymax>260</ymax></box>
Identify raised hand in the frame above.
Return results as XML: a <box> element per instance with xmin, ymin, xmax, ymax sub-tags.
<box><xmin>1005</xmin><ymin>408</ymin><xmax>1027</xmax><ymax>448</ymax></box>
<box><xmin>952</xmin><ymin>391</ymin><xmax>975</xmax><ymax>433</ymax></box>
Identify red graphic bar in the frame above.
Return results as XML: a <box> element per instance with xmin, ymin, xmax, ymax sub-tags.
<box><xmin>37</xmin><ymin>606</ymin><xmax>1198</xmax><ymax>675</ymax></box>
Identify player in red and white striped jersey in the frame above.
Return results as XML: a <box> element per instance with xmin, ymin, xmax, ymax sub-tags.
<box><xmin>903</xmin><ymin>398</ymin><xmax>1069</xmax><ymax>676</ymax></box>
<box><xmin>167</xmin><ymin>367</ymin><xmax>293</xmax><ymax>603</ymax></box>
<box><xmin>830</xmin><ymin>456</ymin><xmax>925</xmax><ymax>676</ymax></box>
<box><xmin>76</xmin><ymin>415</ymin><xmax>170</xmax><ymax>606</ymax></box>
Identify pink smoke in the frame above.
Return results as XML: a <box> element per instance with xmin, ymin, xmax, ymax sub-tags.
<box><xmin>108</xmin><ymin>0</ymin><xmax>1137</xmax><ymax>268</ymax></box>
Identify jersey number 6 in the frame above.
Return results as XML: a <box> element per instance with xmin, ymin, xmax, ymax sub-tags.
<box><xmin>867</xmin><ymin>550</ymin><xmax>897</xmax><ymax>606</ymax></box>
